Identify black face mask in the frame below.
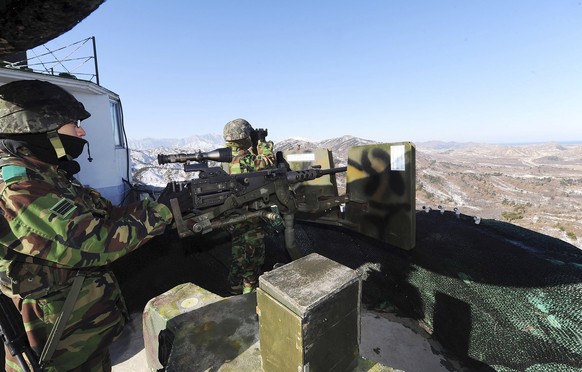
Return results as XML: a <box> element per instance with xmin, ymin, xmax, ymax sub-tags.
<box><xmin>54</xmin><ymin>134</ymin><xmax>88</xmax><ymax>178</ymax></box>
<box><xmin>0</xmin><ymin>133</ymin><xmax>88</xmax><ymax>178</ymax></box>
<box><xmin>59</xmin><ymin>134</ymin><xmax>88</xmax><ymax>160</ymax></box>
<box><xmin>0</xmin><ymin>133</ymin><xmax>87</xmax><ymax>161</ymax></box>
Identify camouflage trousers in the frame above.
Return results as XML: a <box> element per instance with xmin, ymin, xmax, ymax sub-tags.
<box><xmin>3</xmin><ymin>270</ymin><xmax>127</xmax><ymax>371</ymax></box>
<box><xmin>228</xmin><ymin>220</ymin><xmax>266</xmax><ymax>294</ymax></box>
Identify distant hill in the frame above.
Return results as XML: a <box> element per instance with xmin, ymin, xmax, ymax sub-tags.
<box><xmin>415</xmin><ymin>141</ymin><xmax>582</xmax><ymax>249</ymax></box>
<box><xmin>128</xmin><ymin>135</ymin><xmax>582</xmax><ymax>249</ymax></box>
<box><xmin>128</xmin><ymin>133</ymin><xmax>224</xmax><ymax>151</ymax></box>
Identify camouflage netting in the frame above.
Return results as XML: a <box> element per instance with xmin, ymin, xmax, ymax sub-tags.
<box><xmin>108</xmin><ymin>210</ymin><xmax>581</xmax><ymax>371</ymax></box>
<box><xmin>290</xmin><ymin>212</ymin><xmax>582</xmax><ymax>372</ymax></box>
<box><xmin>0</xmin><ymin>0</ymin><xmax>104</xmax><ymax>56</ymax></box>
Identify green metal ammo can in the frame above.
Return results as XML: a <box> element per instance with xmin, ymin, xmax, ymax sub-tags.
<box><xmin>257</xmin><ymin>253</ymin><xmax>362</xmax><ymax>372</ymax></box>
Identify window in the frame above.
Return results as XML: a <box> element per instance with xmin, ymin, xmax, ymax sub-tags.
<box><xmin>110</xmin><ymin>100</ymin><xmax>125</xmax><ymax>148</ymax></box>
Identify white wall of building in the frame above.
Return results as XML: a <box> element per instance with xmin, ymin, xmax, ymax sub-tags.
<box><xmin>0</xmin><ymin>69</ymin><xmax>130</xmax><ymax>205</ymax></box>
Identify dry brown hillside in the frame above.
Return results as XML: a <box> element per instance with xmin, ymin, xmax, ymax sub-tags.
<box><xmin>416</xmin><ymin>142</ymin><xmax>582</xmax><ymax>249</ymax></box>
<box><xmin>274</xmin><ymin>138</ymin><xmax>582</xmax><ymax>249</ymax></box>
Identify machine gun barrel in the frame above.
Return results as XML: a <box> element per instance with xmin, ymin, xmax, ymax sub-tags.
<box><xmin>158</xmin><ymin>147</ymin><xmax>233</xmax><ymax>165</ymax></box>
<box><xmin>286</xmin><ymin>166</ymin><xmax>347</xmax><ymax>184</ymax></box>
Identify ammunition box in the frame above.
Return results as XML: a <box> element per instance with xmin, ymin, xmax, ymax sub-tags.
<box><xmin>142</xmin><ymin>282</ymin><xmax>223</xmax><ymax>370</ymax></box>
<box><xmin>257</xmin><ymin>253</ymin><xmax>361</xmax><ymax>372</ymax></box>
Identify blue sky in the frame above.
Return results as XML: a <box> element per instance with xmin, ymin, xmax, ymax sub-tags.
<box><xmin>38</xmin><ymin>1</ymin><xmax>582</xmax><ymax>143</ymax></box>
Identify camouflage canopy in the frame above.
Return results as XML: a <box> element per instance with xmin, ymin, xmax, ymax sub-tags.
<box><xmin>0</xmin><ymin>79</ymin><xmax>90</xmax><ymax>134</ymax></box>
<box><xmin>0</xmin><ymin>0</ymin><xmax>105</xmax><ymax>56</ymax></box>
<box><xmin>223</xmin><ymin>118</ymin><xmax>253</xmax><ymax>141</ymax></box>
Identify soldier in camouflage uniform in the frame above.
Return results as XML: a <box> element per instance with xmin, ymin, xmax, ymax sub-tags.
<box><xmin>222</xmin><ymin>119</ymin><xmax>276</xmax><ymax>294</ymax></box>
<box><xmin>0</xmin><ymin>80</ymin><xmax>173</xmax><ymax>371</ymax></box>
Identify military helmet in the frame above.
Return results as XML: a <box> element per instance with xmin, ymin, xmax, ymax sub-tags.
<box><xmin>0</xmin><ymin>79</ymin><xmax>90</xmax><ymax>134</ymax></box>
<box><xmin>223</xmin><ymin>118</ymin><xmax>253</xmax><ymax>141</ymax></box>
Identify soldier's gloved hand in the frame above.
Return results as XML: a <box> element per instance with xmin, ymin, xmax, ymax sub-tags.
<box><xmin>256</xmin><ymin>140</ymin><xmax>274</xmax><ymax>154</ymax></box>
<box><xmin>255</xmin><ymin>128</ymin><xmax>268</xmax><ymax>141</ymax></box>
<box><xmin>151</xmin><ymin>201</ymin><xmax>174</xmax><ymax>225</ymax></box>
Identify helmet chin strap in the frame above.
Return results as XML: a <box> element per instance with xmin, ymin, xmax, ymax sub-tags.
<box><xmin>47</xmin><ymin>130</ymin><xmax>72</xmax><ymax>161</ymax></box>
<box><xmin>47</xmin><ymin>130</ymin><xmax>93</xmax><ymax>162</ymax></box>
<box><xmin>86</xmin><ymin>141</ymin><xmax>93</xmax><ymax>162</ymax></box>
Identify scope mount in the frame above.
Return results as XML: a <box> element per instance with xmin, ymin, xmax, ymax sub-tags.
<box><xmin>184</xmin><ymin>161</ymin><xmax>209</xmax><ymax>172</ymax></box>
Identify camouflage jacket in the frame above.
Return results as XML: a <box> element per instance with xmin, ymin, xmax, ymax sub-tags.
<box><xmin>0</xmin><ymin>148</ymin><xmax>173</xmax><ymax>370</ymax></box>
<box><xmin>223</xmin><ymin>139</ymin><xmax>276</xmax><ymax>175</ymax></box>
<box><xmin>0</xmin><ymin>149</ymin><xmax>173</xmax><ymax>298</ymax></box>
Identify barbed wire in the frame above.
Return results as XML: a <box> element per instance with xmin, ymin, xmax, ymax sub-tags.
<box><xmin>0</xmin><ymin>37</ymin><xmax>97</xmax><ymax>82</ymax></box>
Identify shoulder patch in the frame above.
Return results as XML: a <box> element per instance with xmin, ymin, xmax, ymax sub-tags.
<box><xmin>1</xmin><ymin>165</ymin><xmax>27</xmax><ymax>182</ymax></box>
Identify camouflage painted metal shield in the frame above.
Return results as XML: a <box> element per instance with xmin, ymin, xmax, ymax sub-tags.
<box><xmin>345</xmin><ymin>142</ymin><xmax>416</xmax><ymax>250</ymax></box>
<box><xmin>284</xmin><ymin>147</ymin><xmax>340</xmax><ymax>193</ymax></box>
<box><xmin>283</xmin><ymin>148</ymin><xmax>344</xmax><ymax>222</ymax></box>
<box><xmin>0</xmin><ymin>80</ymin><xmax>90</xmax><ymax>134</ymax></box>
<box><xmin>281</xmin><ymin>143</ymin><xmax>416</xmax><ymax>250</ymax></box>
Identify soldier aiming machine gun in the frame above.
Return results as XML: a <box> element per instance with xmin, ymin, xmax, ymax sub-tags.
<box><xmin>157</xmin><ymin>148</ymin><xmax>348</xmax><ymax>259</ymax></box>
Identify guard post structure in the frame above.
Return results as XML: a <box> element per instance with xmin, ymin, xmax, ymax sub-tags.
<box><xmin>257</xmin><ymin>253</ymin><xmax>362</xmax><ymax>372</ymax></box>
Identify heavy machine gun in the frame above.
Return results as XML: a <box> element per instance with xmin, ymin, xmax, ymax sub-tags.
<box><xmin>157</xmin><ymin>148</ymin><xmax>348</xmax><ymax>259</ymax></box>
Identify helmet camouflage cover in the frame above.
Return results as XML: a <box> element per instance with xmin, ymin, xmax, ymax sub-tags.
<box><xmin>0</xmin><ymin>79</ymin><xmax>90</xmax><ymax>134</ymax></box>
<box><xmin>223</xmin><ymin>118</ymin><xmax>253</xmax><ymax>141</ymax></box>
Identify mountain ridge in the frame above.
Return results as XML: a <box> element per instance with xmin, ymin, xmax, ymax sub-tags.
<box><xmin>129</xmin><ymin>135</ymin><xmax>582</xmax><ymax>249</ymax></box>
